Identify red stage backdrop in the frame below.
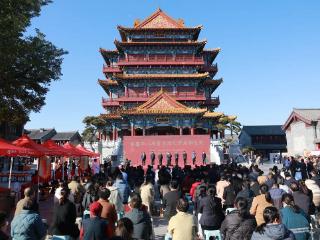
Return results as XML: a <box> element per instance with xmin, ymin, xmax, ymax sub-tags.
<box><xmin>123</xmin><ymin>135</ymin><xmax>210</xmax><ymax>166</ymax></box>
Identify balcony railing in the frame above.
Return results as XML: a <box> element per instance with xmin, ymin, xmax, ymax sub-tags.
<box><xmin>117</xmin><ymin>54</ymin><xmax>204</xmax><ymax>65</ymax></box>
<box><xmin>103</xmin><ymin>65</ymin><xmax>122</xmax><ymax>73</ymax></box>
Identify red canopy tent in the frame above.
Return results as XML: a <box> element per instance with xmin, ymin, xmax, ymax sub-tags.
<box><xmin>12</xmin><ymin>135</ymin><xmax>57</xmax><ymax>156</ymax></box>
<box><xmin>0</xmin><ymin>138</ymin><xmax>37</xmax><ymax>157</ymax></box>
<box><xmin>43</xmin><ymin>140</ymin><xmax>71</xmax><ymax>156</ymax></box>
<box><xmin>62</xmin><ymin>142</ymin><xmax>88</xmax><ymax>157</ymax></box>
<box><xmin>76</xmin><ymin>144</ymin><xmax>99</xmax><ymax>157</ymax></box>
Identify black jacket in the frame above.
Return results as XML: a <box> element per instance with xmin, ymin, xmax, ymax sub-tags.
<box><xmin>199</xmin><ymin>196</ymin><xmax>225</xmax><ymax>228</ymax></box>
<box><xmin>292</xmin><ymin>191</ymin><xmax>310</xmax><ymax>214</ymax></box>
<box><xmin>125</xmin><ymin>208</ymin><xmax>152</xmax><ymax>240</ymax></box>
<box><xmin>50</xmin><ymin>200</ymin><xmax>80</xmax><ymax>238</ymax></box>
<box><xmin>82</xmin><ymin>217</ymin><xmax>108</xmax><ymax>240</ymax></box>
<box><xmin>223</xmin><ymin>185</ymin><xmax>237</xmax><ymax>207</ymax></box>
<box><xmin>220</xmin><ymin>210</ymin><xmax>256</xmax><ymax>240</ymax></box>
<box><xmin>163</xmin><ymin>190</ymin><xmax>180</xmax><ymax>220</ymax></box>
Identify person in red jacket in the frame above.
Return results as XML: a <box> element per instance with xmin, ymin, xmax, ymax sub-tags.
<box><xmin>189</xmin><ymin>178</ymin><xmax>203</xmax><ymax>201</ymax></box>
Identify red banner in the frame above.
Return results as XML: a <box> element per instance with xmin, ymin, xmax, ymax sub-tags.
<box><xmin>38</xmin><ymin>156</ymin><xmax>51</xmax><ymax>182</ymax></box>
<box><xmin>123</xmin><ymin>135</ymin><xmax>210</xmax><ymax>166</ymax></box>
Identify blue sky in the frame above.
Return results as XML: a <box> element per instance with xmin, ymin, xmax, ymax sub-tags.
<box><xmin>25</xmin><ymin>0</ymin><xmax>320</xmax><ymax>132</ymax></box>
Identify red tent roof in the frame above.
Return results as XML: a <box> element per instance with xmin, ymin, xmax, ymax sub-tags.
<box><xmin>62</xmin><ymin>142</ymin><xmax>88</xmax><ymax>157</ymax></box>
<box><xmin>12</xmin><ymin>135</ymin><xmax>55</xmax><ymax>156</ymax></box>
<box><xmin>0</xmin><ymin>138</ymin><xmax>37</xmax><ymax>157</ymax></box>
<box><xmin>76</xmin><ymin>144</ymin><xmax>99</xmax><ymax>157</ymax></box>
<box><xmin>43</xmin><ymin>140</ymin><xmax>71</xmax><ymax>156</ymax></box>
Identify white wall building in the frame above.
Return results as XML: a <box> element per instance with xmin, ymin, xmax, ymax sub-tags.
<box><xmin>283</xmin><ymin>108</ymin><xmax>320</xmax><ymax>156</ymax></box>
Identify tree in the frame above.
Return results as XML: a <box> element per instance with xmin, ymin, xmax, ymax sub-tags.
<box><xmin>0</xmin><ymin>0</ymin><xmax>67</xmax><ymax>129</ymax></box>
<box><xmin>218</xmin><ymin>116</ymin><xmax>242</xmax><ymax>137</ymax></box>
<box><xmin>82</xmin><ymin>116</ymin><xmax>106</xmax><ymax>143</ymax></box>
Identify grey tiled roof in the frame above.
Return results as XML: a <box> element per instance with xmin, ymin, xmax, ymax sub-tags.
<box><xmin>51</xmin><ymin>131</ymin><xmax>81</xmax><ymax>141</ymax></box>
<box><xmin>26</xmin><ymin>128</ymin><xmax>56</xmax><ymax>140</ymax></box>
<box><xmin>241</xmin><ymin>125</ymin><xmax>285</xmax><ymax>136</ymax></box>
<box><xmin>294</xmin><ymin>108</ymin><xmax>320</xmax><ymax>121</ymax></box>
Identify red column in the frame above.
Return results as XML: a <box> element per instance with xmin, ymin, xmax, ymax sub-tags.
<box><xmin>131</xmin><ymin>124</ymin><xmax>134</xmax><ymax>136</ymax></box>
<box><xmin>179</xmin><ymin>127</ymin><xmax>183</xmax><ymax>135</ymax></box>
<box><xmin>191</xmin><ymin>127</ymin><xmax>194</xmax><ymax>135</ymax></box>
<box><xmin>109</xmin><ymin>90</ymin><xmax>112</xmax><ymax>100</ymax></box>
<box><xmin>208</xmin><ymin>128</ymin><xmax>211</xmax><ymax>138</ymax></box>
<box><xmin>125</xmin><ymin>86</ymin><xmax>128</xmax><ymax>97</ymax></box>
<box><xmin>143</xmin><ymin>127</ymin><xmax>146</xmax><ymax>136</ymax></box>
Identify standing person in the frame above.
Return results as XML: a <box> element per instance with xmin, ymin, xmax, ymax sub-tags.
<box><xmin>163</xmin><ymin>179</ymin><xmax>181</xmax><ymax>221</ymax></box>
<box><xmin>280</xmin><ymin>194</ymin><xmax>310</xmax><ymax>240</ymax></box>
<box><xmin>202</xmin><ymin>151</ymin><xmax>207</xmax><ymax>165</ymax></box>
<box><xmin>174</xmin><ymin>152</ymin><xmax>179</xmax><ymax>166</ymax></box>
<box><xmin>91</xmin><ymin>158</ymin><xmax>100</xmax><ymax>175</ymax></box>
<box><xmin>192</xmin><ymin>150</ymin><xmax>196</xmax><ymax>165</ymax></box>
<box><xmin>150</xmin><ymin>151</ymin><xmax>155</xmax><ymax>166</ymax></box>
<box><xmin>199</xmin><ymin>186</ymin><xmax>225</xmax><ymax>232</ymax></box>
<box><xmin>125</xmin><ymin>193</ymin><xmax>152</xmax><ymax>240</ymax></box>
<box><xmin>98</xmin><ymin>188</ymin><xmax>118</xmax><ymax>238</ymax></box>
<box><xmin>256</xmin><ymin>154</ymin><xmax>261</xmax><ymax>165</ymax></box>
<box><xmin>158</xmin><ymin>152</ymin><xmax>163</xmax><ymax>166</ymax></box>
<box><xmin>50</xmin><ymin>187</ymin><xmax>80</xmax><ymax>239</ymax></box>
<box><xmin>216</xmin><ymin>173</ymin><xmax>230</xmax><ymax>205</ymax></box>
<box><xmin>140</xmin><ymin>175</ymin><xmax>155</xmax><ymax>213</ymax></box>
<box><xmin>250</xmin><ymin>184</ymin><xmax>273</xmax><ymax>226</ymax></box>
<box><xmin>11</xmin><ymin>199</ymin><xmax>47</xmax><ymax>240</ymax></box>
<box><xmin>80</xmin><ymin>201</ymin><xmax>108</xmax><ymax>240</ymax></box>
<box><xmin>113</xmin><ymin>173</ymin><xmax>130</xmax><ymax>204</ymax></box>
<box><xmin>220</xmin><ymin>197</ymin><xmax>256</xmax><ymax>240</ymax></box>
<box><xmin>167</xmin><ymin>198</ymin><xmax>197</xmax><ymax>240</ymax></box>
<box><xmin>14</xmin><ymin>187</ymin><xmax>38</xmax><ymax>216</ymax></box>
<box><xmin>251</xmin><ymin>207</ymin><xmax>295</xmax><ymax>240</ymax></box>
<box><xmin>141</xmin><ymin>152</ymin><xmax>146</xmax><ymax>166</ymax></box>
<box><xmin>107</xmin><ymin>181</ymin><xmax>124</xmax><ymax>217</ymax></box>
<box><xmin>182</xmin><ymin>151</ymin><xmax>187</xmax><ymax>166</ymax></box>
<box><xmin>236</xmin><ymin>181</ymin><xmax>255</xmax><ymax>209</ymax></box>
<box><xmin>166</xmin><ymin>152</ymin><xmax>172</xmax><ymax>166</ymax></box>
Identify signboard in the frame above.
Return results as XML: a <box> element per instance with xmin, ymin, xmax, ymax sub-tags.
<box><xmin>156</xmin><ymin>117</ymin><xmax>169</xmax><ymax>123</ymax></box>
<box><xmin>123</xmin><ymin>135</ymin><xmax>210</xmax><ymax>166</ymax></box>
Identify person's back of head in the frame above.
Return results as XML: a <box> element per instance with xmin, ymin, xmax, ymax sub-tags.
<box><xmin>170</xmin><ymin>179</ymin><xmax>179</xmax><ymax>190</ymax></box>
<box><xmin>98</xmin><ymin>188</ymin><xmax>111</xmax><ymax>201</ymax></box>
<box><xmin>176</xmin><ymin>198</ymin><xmax>189</xmax><ymax>213</ymax></box>
<box><xmin>115</xmin><ymin>217</ymin><xmax>134</xmax><ymax>240</ymax></box>
<box><xmin>256</xmin><ymin>206</ymin><xmax>280</xmax><ymax>233</ymax></box>
<box><xmin>129</xmin><ymin>193</ymin><xmax>142</xmax><ymax>209</ymax></box>
<box><xmin>24</xmin><ymin>187</ymin><xmax>35</xmax><ymax>199</ymax></box>
<box><xmin>58</xmin><ymin>187</ymin><xmax>70</xmax><ymax>205</ymax></box>
<box><xmin>234</xmin><ymin>197</ymin><xmax>248</xmax><ymax>218</ymax></box>
<box><xmin>207</xmin><ymin>186</ymin><xmax>216</xmax><ymax>197</ymax></box>
<box><xmin>282</xmin><ymin>193</ymin><xmax>300</xmax><ymax>213</ymax></box>
<box><xmin>290</xmin><ymin>182</ymin><xmax>300</xmax><ymax>192</ymax></box>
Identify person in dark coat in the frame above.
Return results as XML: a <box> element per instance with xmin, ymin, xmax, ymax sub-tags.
<box><xmin>141</xmin><ymin>152</ymin><xmax>146</xmax><ymax>166</ymax></box>
<box><xmin>163</xmin><ymin>179</ymin><xmax>181</xmax><ymax>221</ymax></box>
<box><xmin>174</xmin><ymin>152</ymin><xmax>179</xmax><ymax>166</ymax></box>
<box><xmin>249</xmin><ymin>177</ymin><xmax>260</xmax><ymax>196</ymax></box>
<box><xmin>0</xmin><ymin>212</ymin><xmax>9</xmax><ymax>240</ymax></box>
<box><xmin>50</xmin><ymin>187</ymin><xmax>80</xmax><ymax>239</ymax></box>
<box><xmin>251</xmin><ymin>206</ymin><xmax>295</xmax><ymax>240</ymax></box>
<box><xmin>220</xmin><ymin>197</ymin><xmax>256</xmax><ymax>240</ymax></box>
<box><xmin>182</xmin><ymin>151</ymin><xmax>187</xmax><ymax>166</ymax></box>
<box><xmin>125</xmin><ymin>193</ymin><xmax>152</xmax><ymax>240</ymax></box>
<box><xmin>236</xmin><ymin>181</ymin><xmax>255</xmax><ymax>209</ymax></box>
<box><xmin>201</xmin><ymin>151</ymin><xmax>206</xmax><ymax>165</ymax></box>
<box><xmin>158</xmin><ymin>153</ymin><xmax>163</xmax><ymax>166</ymax></box>
<box><xmin>150</xmin><ymin>151</ymin><xmax>155</xmax><ymax>166</ymax></box>
<box><xmin>290</xmin><ymin>182</ymin><xmax>310</xmax><ymax>214</ymax></box>
<box><xmin>11</xmin><ymin>199</ymin><xmax>47</xmax><ymax>240</ymax></box>
<box><xmin>80</xmin><ymin>201</ymin><xmax>108</xmax><ymax>240</ymax></box>
<box><xmin>166</xmin><ymin>152</ymin><xmax>172</xmax><ymax>166</ymax></box>
<box><xmin>191</xmin><ymin>151</ymin><xmax>196</xmax><ymax>165</ymax></box>
<box><xmin>199</xmin><ymin>186</ymin><xmax>225</xmax><ymax>231</ymax></box>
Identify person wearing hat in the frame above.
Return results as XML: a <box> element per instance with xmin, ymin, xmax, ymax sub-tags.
<box><xmin>0</xmin><ymin>212</ymin><xmax>9</xmax><ymax>240</ymax></box>
<box><xmin>80</xmin><ymin>201</ymin><xmax>108</xmax><ymax>240</ymax></box>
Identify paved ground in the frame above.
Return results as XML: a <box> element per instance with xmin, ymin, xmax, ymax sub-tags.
<box><xmin>37</xmin><ymin>161</ymin><xmax>281</xmax><ymax>239</ymax></box>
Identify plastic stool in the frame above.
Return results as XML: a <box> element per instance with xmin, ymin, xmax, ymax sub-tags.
<box><xmin>204</xmin><ymin>230</ymin><xmax>221</xmax><ymax>240</ymax></box>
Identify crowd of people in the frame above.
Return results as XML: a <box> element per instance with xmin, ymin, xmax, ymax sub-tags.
<box><xmin>1</xmin><ymin>155</ymin><xmax>320</xmax><ymax>239</ymax></box>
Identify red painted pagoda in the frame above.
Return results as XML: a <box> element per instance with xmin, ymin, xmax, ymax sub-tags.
<box><xmin>98</xmin><ymin>9</ymin><xmax>235</xmax><ymax>165</ymax></box>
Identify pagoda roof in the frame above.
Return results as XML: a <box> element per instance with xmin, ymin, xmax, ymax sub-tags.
<box><xmin>114</xmin><ymin>72</ymin><xmax>210</xmax><ymax>80</ymax></box>
<box><xmin>203</xmin><ymin>78</ymin><xmax>223</xmax><ymax>85</ymax></box>
<box><xmin>134</xmin><ymin>8</ymin><xmax>185</xmax><ymax>29</ymax></box>
<box><xmin>203</xmin><ymin>48</ymin><xmax>221</xmax><ymax>63</ymax></box>
<box><xmin>114</xmin><ymin>39</ymin><xmax>207</xmax><ymax>52</ymax></box>
<box><xmin>99</xmin><ymin>48</ymin><xmax>120</xmax><ymax>63</ymax></box>
<box><xmin>121</xmin><ymin>90</ymin><xmax>207</xmax><ymax>115</ymax></box>
<box><xmin>98</xmin><ymin>79</ymin><xmax>118</xmax><ymax>92</ymax></box>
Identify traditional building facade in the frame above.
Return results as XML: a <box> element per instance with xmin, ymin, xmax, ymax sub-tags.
<box><xmin>98</xmin><ymin>9</ymin><xmax>235</xmax><ymax>165</ymax></box>
<box><xmin>283</xmin><ymin>108</ymin><xmax>320</xmax><ymax>156</ymax></box>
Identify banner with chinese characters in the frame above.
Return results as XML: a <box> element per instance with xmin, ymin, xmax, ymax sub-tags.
<box><xmin>123</xmin><ymin>135</ymin><xmax>210</xmax><ymax>167</ymax></box>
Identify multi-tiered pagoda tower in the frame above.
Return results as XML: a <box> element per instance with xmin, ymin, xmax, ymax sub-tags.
<box><xmin>98</xmin><ymin>9</ymin><xmax>235</xmax><ymax>165</ymax></box>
